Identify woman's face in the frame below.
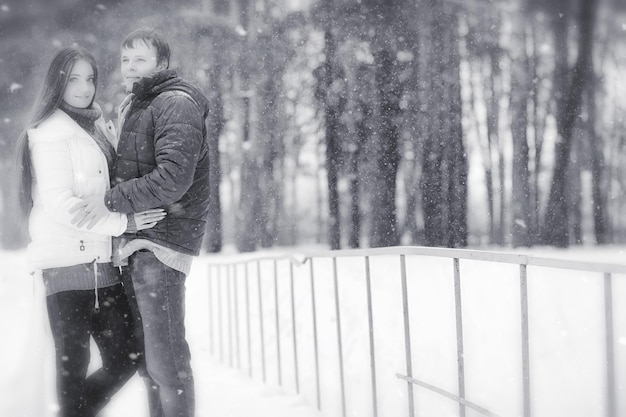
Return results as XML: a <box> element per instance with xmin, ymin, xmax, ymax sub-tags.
<box><xmin>62</xmin><ymin>58</ymin><xmax>95</xmax><ymax>109</ymax></box>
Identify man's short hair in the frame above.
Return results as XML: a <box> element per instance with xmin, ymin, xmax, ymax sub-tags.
<box><xmin>121</xmin><ymin>27</ymin><xmax>171</xmax><ymax>68</ymax></box>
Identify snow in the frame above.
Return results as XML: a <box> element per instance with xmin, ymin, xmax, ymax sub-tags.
<box><xmin>0</xmin><ymin>250</ymin><xmax>322</xmax><ymax>417</ymax></box>
<box><xmin>1</xmin><ymin>246</ymin><xmax>625</xmax><ymax>417</ymax></box>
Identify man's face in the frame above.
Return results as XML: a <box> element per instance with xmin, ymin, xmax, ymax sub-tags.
<box><xmin>121</xmin><ymin>40</ymin><xmax>162</xmax><ymax>92</ymax></box>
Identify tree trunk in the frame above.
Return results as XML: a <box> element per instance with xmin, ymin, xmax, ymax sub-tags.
<box><xmin>237</xmin><ymin>92</ymin><xmax>260</xmax><ymax>252</ymax></box>
<box><xmin>258</xmin><ymin>65</ymin><xmax>280</xmax><ymax>248</ymax></box>
<box><xmin>403</xmin><ymin>117</ymin><xmax>422</xmax><ymax>245</ymax></box>
<box><xmin>403</xmin><ymin>5</ymin><xmax>425</xmax><ymax>245</ymax></box>
<box><xmin>529</xmin><ymin>18</ymin><xmax>547</xmax><ymax>245</ymax></box>
<box><xmin>316</xmin><ymin>146</ymin><xmax>325</xmax><ymax>244</ymax></box>
<box><xmin>485</xmin><ymin>51</ymin><xmax>505</xmax><ymax>244</ymax></box>
<box><xmin>542</xmin><ymin>0</ymin><xmax>597</xmax><ymax>247</ymax></box>
<box><xmin>203</xmin><ymin>61</ymin><xmax>225</xmax><ymax>253</ymax></box>
<box><xmin>568</xmin><ymin>149</ymin><xmax>583</xmax><ymax>245</ymax></box>
<box><xmin>370</xmin><ymin>49</ymin><xmax>401</xmax><ymax>247</ymax></box>
<box><xmin>510</xmin><ymin>17</ymin><xmax>531</xmax><ymax>247</ymax></box>
<box><xmin>348</xmin><ymin>94</ymin><xmax>370</xmax><ymax>248</ymax></box>
<box><xmin>466</xmin><ymin>56</ymin><xmax>495</xmax><ymax>244</ymax></box>
<box><xmin>588</xmin><ymin>81</ymin><xmax>609</xmax><ymax>243</ymax></box>
<box><xmin>422</xmin><ymin>0</ymin><xmax>467</xmax><ymax>248</ymax></box>
<box><xmin>322</xmin><ymin>0</ymin><xmax>342</xmax><ymax>250</ymax></box>
<box><xmin>447</xmin><ymin>43</ymin><xmax>468</xmax><ymax>249</ymax></box>
<box><xmin>348</xmin><ymin>149</ymin><xmax>361</xmax><ymax>248</ymax></box>
<box><xmin>235</xmin><ymin>0</ymin><xmax>259</xmax><ymax>252</ymax></box>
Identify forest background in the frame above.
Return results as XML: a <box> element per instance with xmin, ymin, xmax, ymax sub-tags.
<box><xmin>0</xmin><ymin>0</ymin><xmax>624</xmax><ymax>253</ymax></box>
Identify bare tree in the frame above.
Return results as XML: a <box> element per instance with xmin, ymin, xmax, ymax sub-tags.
<box><xmin>421</xmin><ymin>0</ymin><xmax>467</xmax><ymax>247</ymax></box>
<box><xmin>509</xmin><ymin>12</ymin><xmax>531</xmax><ymax>247</ymax></box>
<box><xmin>460</xmin><ymin>6</ymin><xmax>506</xmax><ymax>245</ymax></box>
<box><xmin>485</xmin><ymin>32</ymin><xmax>506</xmax><ymax>245</ymax></box>
<box><xmin>527</xmin><ymin>16</ymin><xmax>551</xmax><ymax>244</ymax></box>
<box><xmin>235</xmin><ymin>0</ymin><xmax>260</xmax><ymax>252</ymax></box>
<box><xmin>402</xmin><ymin>61</ymin><xmax>425</xmax><ymax>244</ymax></box>
<box><xmin>315</xmin><ymin>0</ymin><xmax>344</xmax><ymax>250</ymax></box>
<box><xmin>203</xmin><ymin>55</ymin><xmax>226</xmax><ymax>253</ymax></box>
<box><xmin>542</xmin><ymin>0</ymin><xmax>598</xmax><ymax>247</ymax></box>
<box><xmin>588</xmin><ymin>74</ymin><xmax>609</xmax><ymax>244</ymax></box>
<box><xmin>369</xmin><ymin>47</ymin><xmax>401</xmax><ymax>247</ymax></box>
<box><xmin>347</xmin><ymin>63</ymin><xmax>372</xmax><ymax>248</ymax></box>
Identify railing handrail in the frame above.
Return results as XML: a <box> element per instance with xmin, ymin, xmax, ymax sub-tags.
<box><xmin>199</xmin><ymin>245</ymin><xmax>626</xmax><ymax>274</ymax></box>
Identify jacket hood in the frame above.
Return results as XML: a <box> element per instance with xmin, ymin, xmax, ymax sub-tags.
<box><xmin>133</xmin><ymin>69</ymin><xmax>210</xmax><ymax>116</ymax></box>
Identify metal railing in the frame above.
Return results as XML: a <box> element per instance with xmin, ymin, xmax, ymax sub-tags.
<box><xmin>200</xmin><ymin>246</ymin><xmax>626</xmax><ymax>417</ymax></box>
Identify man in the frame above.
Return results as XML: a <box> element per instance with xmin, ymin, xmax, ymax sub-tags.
<box><xmin>72</xmin><ymin>27</ymin><xmax>210</xmax><ymax>417</ymax></box>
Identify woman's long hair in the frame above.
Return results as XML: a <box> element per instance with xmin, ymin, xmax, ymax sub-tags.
<box><xmin>16</xmin><ymin>46</ymin><xmax>98</xmax><ymax>217</ymax></box>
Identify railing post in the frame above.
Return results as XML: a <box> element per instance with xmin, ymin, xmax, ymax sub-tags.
<box><xmin>364</xmin><ymin>256</ymin><xmax>378</xmax><ymax>417</ymax></box>
<box><xmin>245</xmin><ymin>262</ymin><xmax>252</xmax><ymax>377</ymax></box>
<box><xmin>400</xmin><ymin>254</ymin><xmax>415</xmax><ymax>417</ymax></box>
<box><xmin>520</xmin><ymin>264</ymin><xmax>531</xmax><ymax>417</ymax></box>
<box><xmin>217</xmin><ymin>265</ymin><xmax>224</xmax><ymax>363</ymax></box>
<box><xmin>227</xmin><ymin>265</ymin><xmax>233</xmax><ymax>367</ymax></box>
<box><xmin>274</xmin><ymin>260</ymin><xmax>282</xmax><ymax>386</ymax></box>
<box><xmin>604</xmin><ymin>273</ymin><xmax>616</xmax><ymax>417</ymax></box>
<box><xmin>290</xmin><ymin>261</ymin><xmax>300</xmax><ymax>393</ymax></box>
<box><xmin>453</xmin><ymin>258</ymin><xmax>466</xmax><ymax>417</ymax></box>
<box><xmin>257</xmin><ymin>260</ymin><xmax>266</xmax><ymax>382</ymax></box>
<box><xmin>208</xmin><ymin>264</ymin><xmax>214</xmax><ymax>356</ymax></box>
<box><xmin>309</xmin><ymin>258</ymin><xmax>321</xmax><ymax>410</ymax></box>
<box><xmin>333</xmin><ymin>256</ymin><xmax>347</xmax><ymax>417</ymax></box>
<box><xmin>233</xmin><ymin>264</ymin><xmax>241</xmax><ymax>369</ymax></box>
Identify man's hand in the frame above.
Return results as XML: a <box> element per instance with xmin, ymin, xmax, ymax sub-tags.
<box><xmin>69</xmin><ymin>195</ymin><xmax>111</xmax><ymax>229</ymax></box>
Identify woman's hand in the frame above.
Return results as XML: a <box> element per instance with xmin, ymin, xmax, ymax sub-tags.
<box><xmin>70</xmin><ymin>195</ymin><xmax>110</xmax><ymax>229</ymax></box>
<box><xmin>130</xmin><ymin>209</ymin><xmax>166</xmax><ymax>231</ymax></box>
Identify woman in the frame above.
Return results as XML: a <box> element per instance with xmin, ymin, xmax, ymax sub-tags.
<box><xmin>15</xmin><ymin>46</ymin><xmax>165</xmax><ymax>417</ymax></box>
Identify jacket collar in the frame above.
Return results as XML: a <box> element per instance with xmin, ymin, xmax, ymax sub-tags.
<box><xmin>131</xmin><ymin>69</ymin><xmax>180</xmax><ymax>99</ymax></box>
<box><xmin>29</xmin><ymin>108</ymin><xmax>99</xmax><ymax>144</ymax></box>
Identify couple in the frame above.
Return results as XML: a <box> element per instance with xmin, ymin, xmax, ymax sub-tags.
<box><xmin>16</xmin><ymin>28</ymin><xmax>210</xmax><ymax>417</ymax></box>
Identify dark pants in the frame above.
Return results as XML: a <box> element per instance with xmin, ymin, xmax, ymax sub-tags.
<box><xmin>46</xmin><ymin>283</ymin><xmax>138</xmax><ymax>417</ymax></box>
<box><xmin>122</xmin><ymin>251</ymin><xmax>195</xmax><ymax>417</ymax></box>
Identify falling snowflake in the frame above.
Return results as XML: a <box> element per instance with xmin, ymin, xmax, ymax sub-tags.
<box><xmin>9</xmin><ymin>83</ymin><xmax>22</xmax><ymax>93</ymax></box>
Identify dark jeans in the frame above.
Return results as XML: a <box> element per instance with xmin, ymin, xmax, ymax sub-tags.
<box><xmin>122</xmin><ymin>250</ymin><xmax>195</xmax><ymax>417</ymax></box>
<box><xmin>46</xmin><ymin>283</ymin><xmax>138</xmax><ymax>417</ymax></box>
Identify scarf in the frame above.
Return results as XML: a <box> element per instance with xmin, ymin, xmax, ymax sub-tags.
<box><xmin>60</xmin><ymin>101</ymin><xmax>116</xmax><ymax>172</ymax></box>
<box><xmin>117</xmin><ymin>93</ymin><xmax>135</xmax><ymax>136</ymax></box>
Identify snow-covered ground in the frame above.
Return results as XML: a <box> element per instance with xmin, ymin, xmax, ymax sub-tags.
<box><xmin>1</xmin><ymin>245</ymin><xmax>625</xmax><ymax>417</ymax></box>
<box><xmin>0</xmin><ymin>250</ymin><xmax>322</xmax><ymax>417</ymax></box>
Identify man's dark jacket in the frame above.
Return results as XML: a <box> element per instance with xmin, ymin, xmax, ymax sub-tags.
<box><xmin>105</xmin><ymin>69</ymin><xmax>211</xmax><ymax>256</ymax></box>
